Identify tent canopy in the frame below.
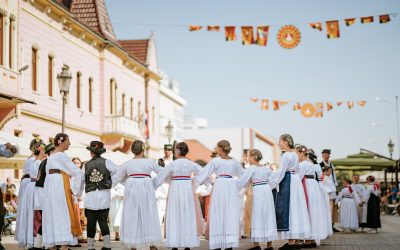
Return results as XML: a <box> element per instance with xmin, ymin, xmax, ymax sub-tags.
<box><xmin>331</xmin><ymin>152</ymin><xmax>397</xmax><ymax>171</ymax></box>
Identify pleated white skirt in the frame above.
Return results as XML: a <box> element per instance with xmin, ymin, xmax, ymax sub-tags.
<box><xmin>305</xmin><ymin>179</ymin><xmax>328</xmax><ymax>242</ymax></box>
<box><xmin>339</xmin><ymin>198</ymin><xmax>359</xmax><ymax>230</ymax></box>
<box><xmin>14</xmin><ymin>178</ymin><xmax>31</xmax><ymax>242</ymax></box>
<box><xmin>16</xmin><ymin>181</ymin><xmax>35</xmax><ymax>247</ymax></box>
<box><xmin>318</xmin><ymin>182</ymin><xmax>333</xmax><ymax>237</ymax></box>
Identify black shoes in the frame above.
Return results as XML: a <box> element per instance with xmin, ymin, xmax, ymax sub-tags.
<box><xmin>278</xmin><ymin>243</ymin><xmax>298</xmax><ymax>250</ymax></box>
<box><xmin>0</xmin><ymin>243</ymin><xmax>5</xmax><ymax>250</ymax></box>
<box><xmin>101</xmin><ymin>248</ymin><xmax>111</xmax><ymax>250</ymax></box>
<box><xmin>247</xmin><ymin>246</ymin><xmax>262</xmax><ymax>250</ymax></box>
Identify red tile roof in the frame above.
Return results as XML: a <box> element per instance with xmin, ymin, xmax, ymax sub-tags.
<box><xmin>118</xmin><ymin>39</ymin><xmax>149</xmax><ymax>64</ymax></box>
<box><xmin>184</xmin><ymin>139</ymin><xmax>213</xmax><ymax>163</ymax></box>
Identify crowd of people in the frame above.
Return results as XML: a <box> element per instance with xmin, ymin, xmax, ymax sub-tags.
<box><xmin>0</xmin><ymin>133</ymin><xmax>384</xmax><ymax>250</ymax></box>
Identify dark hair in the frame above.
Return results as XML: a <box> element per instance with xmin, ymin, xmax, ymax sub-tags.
<box><xmin>176</xmin><ymin>142</ymin><xmax>189</xmax><ymax>156</ymax></box>
<box><xmin>195</xmin><ymin>159</ymin><xmax>207</xmax><ymax>167</ymax></box>
<box><xmin>30</xmin><ymin>137</ymin><xmax>43</xmax><ymax>152</ymax></box>
<box><xmin>72</xmin><ymin>157</ymin><xmax>82</xmax><ymax>163</ymax></box>
<box><xmin>33</xmin><ymin>142</ymin><xmax>46</xmax><ymax>156</ymax></box>
<box><xmin>217</xmin><ymin>140</ymin><xmax>232</xmax><ymax>154</ymax></box>
<box><xmin>54</xmin><ymin>133</ymin><xmax>69</xmax><ymax>147</ymax></box>
<box><xmin>249</xmin><ymin>149</ymin><xmax>263</xmax><ymax>161</ymax></box>
<box><xmin>296</xmin><ymin>145</ymin><xmax>308</xmax><ymax>155</ymax></box>
<box><xmin>131</xmin><ymin>140</ymin><xmax>145</xmax><ymax>155</ymax></box>
<box><xmin>367</xmin><ymin>175</ymin><xmax>375</xmax><ymax>182</ymax></box>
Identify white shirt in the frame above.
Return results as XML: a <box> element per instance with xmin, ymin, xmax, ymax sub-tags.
<box><xmin>351</xmin><ymin>183</ymin><xmax>367</xmax><ymax>203</ymax></box>
<box><xmin>83</xmin><ymin>159</ymin><xmax>118</xmax><ymax>210</ymax></box>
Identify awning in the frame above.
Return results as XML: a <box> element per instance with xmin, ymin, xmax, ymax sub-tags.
<box><xmin>0</xmin><ymin>93</ymin><xmax>36</xmax><ymax>105</ymax></box>
<box><xmin>331</xmin><ymin>152</ymin><xmax>397</xmax><ymax>171</ymax></box>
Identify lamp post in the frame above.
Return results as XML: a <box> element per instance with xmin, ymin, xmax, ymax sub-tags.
<box><xmin>388</xmin><ymin>139</ymin><xmax>394</xmax><ymax>159</ymax></box>
<box><xmin>57</xmin><ymin>65</ymin><xmax>72</xmax><ymax>133</ymax></box>
<box><xmin>165</xmin><ymin>121</ymin><xmax>174</xmax><ymax>144</ymax></box>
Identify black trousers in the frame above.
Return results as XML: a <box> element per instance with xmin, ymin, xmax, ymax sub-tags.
<box><xmin>85</xmin><ymin>208</ymin><xmax>110</xmax><ymax>238</ymax></box>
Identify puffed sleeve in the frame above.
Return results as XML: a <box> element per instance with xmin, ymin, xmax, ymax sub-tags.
<box><xmin>236</xmin><ymin>167</ymin><xmax>253</xmax><ymax>190</ymax></box>
<box><xmin>363</xmin><ymin>186</ymin><xmax>373</xmax><ymax>204</ymax></box>
<box><xmin>112</xmin><ymin>162</ymin><xmax>128</xmax><ymax>186</ymax></box>
<box><xmin>153</xmin><ymin>161</ymin><xmax>173</xmax><ymax>189</ymax></box>
<box><xmin>267</xmin><ymin>168</ymin><xmax>279</xmax><ymax>189</ymax></box>
<box><xmin>315</xmin><ymin>164</ymin><xmax>323</xmax><ymax>180</ymax></box>
<box><xmin>275</xmin><ymin>153</ymin><xmax>291</xmax><ymax>184</ymax></box>
<box><xmin>296</xmin><ymin>162</ymin><xmax>306</xmax><ymax>180</ymax></box>
<box><xmin>71</xmin><ymin>167</ymin><xmax>84</xmax><ymax>196</ymax></box>
<box><xmin>195</xmin><ymin>158</ymin><xmax>217</xmax><ymax>186</ymax></box>
<box><xmin>60</xmin><ymin>153</ymin><xmax>81</xmax><ymax>177</ymax></box>
<box><xmin>151</xmin><ymin>160</ymin><xmax>164</xmax><ymax>174</ymax></box>
<box><xmin>105</xmin><ymin>159</ymin><xmax>118</xmax><ymax>176</ymax></box>
<box><xmin>335</xmin><ymin>188</ymin><xmax>344</xmax><ymax>204</ymax></box>
<box><xmin>235</xmin><ymin>159</ymin><xmax>244</xmax><ymax>177</ymax></box>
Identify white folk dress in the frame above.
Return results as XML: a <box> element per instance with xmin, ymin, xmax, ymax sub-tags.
<box><xmin>154</xmin><ymin>158</ymin><xmax>203</xmax><ymax>248</ymax></box>
<box><xmin>195</xmin><ymin>157</ymin><xmax>244</xmax><ymax>249</ymax></box>
<box><xmin>237</xmin><ymin>165</ymin><xmax>278</xmax><ymax>243</ymax></box>
<box><xmin>16</xmin><ymin>158</ymin><xmax>41</xmax><ymax>247</ymax></box>
<box><xmin>351</xmin><ymin>183</ymin><xmax>367</xmax><ymax>224</ymax></box>
<box><xmin>335</xmin><ymin>186</ymin><xmax>360</xmax><ymax>230</ymax></box>
<box><xmin>109</xmin><ymin>183</ymin><xmax>125</xmax><ymax>232</ymax></box>
<box><xmin>42</xmin><ymin>152</ymin><xmax>82</xmax><ymax>248</ymax></box>
<box><xmin>299</xmin><ymin>161</ymin><xmax>327</xmax><ymax>243</ymax></box>
<box><xmin>315</xmin><ymin>165</ymin><xmax>333</xmax><ymax>237</ymax></box>
<box><xmin>113</xmin><ymin>158</ymin><xmax>163</xmax><ymax>248</ymax></box>
<box><xmin>276</xmin><ymin>152</ymin><xmax>311</xmax><ymax>240</ymax></box>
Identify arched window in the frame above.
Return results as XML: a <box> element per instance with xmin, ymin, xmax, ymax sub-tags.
<box><xmin>48</xmin><ymin>55</ymin><xmax>54</xmax><ymax>97</ymax></box>
<box><xmin>130</xmin><ymin>98</ymin><xmax>134</xmax><ymax>119</ymax></box>
<box><xmin>110</xmin><ymin>79</ymin><xmax>117</xmax><ymax>114</ymax></box>
<box><xmin>0</xmin><ymin>13</ymin><xmax>3</xmax><ymax>66</ymax></box>
<box><xmin>76</xmin><ymin>72</ymin><xmax>81</xmax><ymax>108</ymax></box>
<box><xmin>122</xmin><ymin>94</ymin><xmax>125</xmax><ymax>116</ymax></box>
<box><xmin>32</xmin><ymin>47</ymin><xmax>38</xmax><ymax>91</ymax></box>
<box><xmin>89</xmin><ymin>78</ymin><xmax>93</xmax><ymax>112</ymax></box>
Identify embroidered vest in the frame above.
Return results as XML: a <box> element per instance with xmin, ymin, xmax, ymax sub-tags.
<box><xmin>85</xmin><ymin>157</ymin><xmax>111</xmax><ymax>193</ymax></box>
<box><xmin>35</xmin><ymin>159</ymin><xmax>48</xmax><ymax>188</ymax></box>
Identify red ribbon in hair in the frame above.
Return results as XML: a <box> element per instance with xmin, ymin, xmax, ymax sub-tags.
<box><xmin>346</xmin><ymin>185</ymin><xmax>353</xmax><ymax>193</ymax></box>
<box><xmin>374</xmin><ymin>182</ymin><xmax>380</xmax><ymax>191</ymax></box>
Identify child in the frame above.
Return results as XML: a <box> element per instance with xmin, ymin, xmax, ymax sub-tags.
<box><xmin>335</xmin><ymin>179</ymin><xmax>360</xmax><ymax>231</ymax></box>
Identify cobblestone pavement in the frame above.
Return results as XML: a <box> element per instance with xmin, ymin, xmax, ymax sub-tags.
<box><xmin>3</xmin><ymin>215</ymin><xmax>400</xmax><ymax>250</ymax></box>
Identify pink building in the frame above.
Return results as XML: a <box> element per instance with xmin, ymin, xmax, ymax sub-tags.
<box><xmin>0</xmin><ymin>0</ymin><xmax>171</xmax><ymax>179</ymax></box>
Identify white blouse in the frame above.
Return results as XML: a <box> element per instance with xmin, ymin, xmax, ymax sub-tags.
<box><xmin>275</xmin><ymin>151</ymin><xmax>299</xmax><ymax>184</ymax></box>
<box><xmin>46</xmin><ymin>152</ymin><xmax>81</xmax><ymax>177</ymax></box>
<box><xmin>195</xmin><ymin>157</ymin><xmax>243</xmax><ymax>185</ymax></box>
<box><xmin>113</xmin><ymin>158</ymin><xmax>163</xmax><ymax>184</ymax></box>
<box><xmin>154</xmin><ymin>158</ymin><xmax>203</xmax><ymax>188</ymax></box>
<box><xmin>236</xmin><ymin>165</ymin><xmax>278</xmax><ymax>190</ymax></box>
<box><xmin>30</xmin><ymin>159</ymin><xmax>42</xmax><ymax>179</ymax></box>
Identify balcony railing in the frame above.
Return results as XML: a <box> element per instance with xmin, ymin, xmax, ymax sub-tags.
<box><xmin>104</xmin><ymin>115</ymin><xmax>143</xmax><ymax>139</ymax></box>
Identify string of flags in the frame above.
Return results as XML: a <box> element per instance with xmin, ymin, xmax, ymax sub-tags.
<box><xmin>189</xmin><ymin>13</ymin><xmax>395</xmax><ymax>49</ymax></box>
<box><xmin>249</xmin><ymin>98</ymin><xmax>367</xmax><ymax>118</ymax></box>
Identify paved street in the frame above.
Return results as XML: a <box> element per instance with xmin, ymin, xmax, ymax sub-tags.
<box><xmin>3</xmin><ymin>215</ymin><xmax>400</xmax><ymax>250</ymax></box>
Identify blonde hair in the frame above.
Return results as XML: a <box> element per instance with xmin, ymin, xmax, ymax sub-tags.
<box><xmin>217</xmin><ymin>140</ymin><xmax>232</xmax><ymax>154</ymax></box>
<box><xmin>280</xmin><ymin>134</ymin><xmax>295</xmax><ymax>149</ymax></box>
<box><xmin>249</xmin><ymin>149</ymin><xmax>263</xmax><ymax>161</ymax></box>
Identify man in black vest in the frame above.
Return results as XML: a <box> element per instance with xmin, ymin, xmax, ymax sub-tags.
<box><xmin>84</xmin><ymin>141</ymin><xmax>117</xmax><ymax>250</ymax></box>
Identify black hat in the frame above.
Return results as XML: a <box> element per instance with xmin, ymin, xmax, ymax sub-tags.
<box><xmin>45</xmin><ymin>143</ymin><xmax>55</xmax><ymax>154</ymax></box>
<box><xmin>164</xmin><ymin>144</ymin><xmax>173</xmax><ymax>150</ymax></box>
<box><xmin>321</xmin><ymin>149</ymin><xmax>331</xmax><ymax>154</ymax></box>
<box><xmin>86</xmin><ymin>141</ymin><xmax>106</xmax><ymax>155</ymax></box>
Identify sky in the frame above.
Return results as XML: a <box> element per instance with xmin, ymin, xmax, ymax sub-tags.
<box><xmin>106</xmin><ymin>0</ymin><xmax>400</xmax><ymax>160</ymax></box>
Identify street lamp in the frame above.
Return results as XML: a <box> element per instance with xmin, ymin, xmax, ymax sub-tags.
<box><xmin>57</xmin><ymin>65</ymin><xmax>72</xmax><ymax>133</ymax></box>
<box><xmin>165</xmin><ymin>121</ymin><xmax>174</xmax><ymax>144</ymax></box>
<box><xmin>388</xmin><ymin>139</ymin><xmax>395</xmax><ymax>159</ymax></box>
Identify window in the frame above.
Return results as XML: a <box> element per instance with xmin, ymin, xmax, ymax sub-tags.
<box><xmin>110</xmin><ymin>80</ymin><xmax>117</xmax><ymax>114</ymax></box>
<box><xmin>32</xmin><ymin>47</ymin><xmax>38</xmax><ymax>91</ymax></box>
<box><xmin>48</xmin><ymin>55</ymin><xmax>54</xmax><ymax>97</ymax></box>
<box><xmin>0</xmin><ymin>14</ymin><xmax>3</xmax><ymax>65</ymax></box>
<box><xmin>14</xmin><ymin>130</ymin><xmax>23</xmax><ymax>137</ymax></box>
<box><xmin>130</xmin><ymin>98</ymin><xmax>133</xmax><ymax>119</ymax></box>
<box><xmin>9</xmin><ymin>17</ymin><xmax>13</xmax><ymax>69</ymax></box>
<box><xmin>122</xmin><ymin>94</ymin><xmax>125</xmax><ymax>116</ymax></box>
<box><xmin>89</xmin><ymin>78</ymin><xmax>93</xmax><ymax>112</ymax></box>
<box><xmin>49</xmin><ymin>137</ymin><xmax>54</xmax><ymax>143</ymax></box>
<box><xmin>76</xmin><ymin>72</ymin><xmax>81</xmax><ymax>108</ymax></box>
<box><xmin>14</xmin><ymin>169</ymin><xmax>20</xmax><ymax>180</ymax></box>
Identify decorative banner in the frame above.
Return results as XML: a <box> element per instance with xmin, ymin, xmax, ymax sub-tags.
<box><xmin>189</xmin><ymin>25</ymin><xmax>202</xmax><ymax>31</ymax></box>
<box><xmin>316</xmin><ymin>102</ymin><xmax>324</xmax><ymax>110</ymax></box>
<box><xmin>225</xmin><ymin>26</ymin><xmax>236</xmax><ymax>41</ymax></box>
<box><xmin>310</xmin><ymin>22</ymin><xmax>323</xmax><ymax>31</ymax></box>
<box><xmin>273</xmin><ymin>100</ymin><xmax>280</xmax><ymax>110</ymax></box>
<box><xmin>207</xmin><ymin>26</ymin><xmax>220</xmax><ymax>32</ymax></box>
<box><xmin>279</xmin><ymin>100</ymin><xmax>290</xmax><ymax>106</ymax></box>
<box><xmin>241</xmin><ymin>26</ymin><xmax>254</xmax><ymax>45</ymax></box>
<box><xmin>301</xmin><ymin>103</ymin><xmax>316</xmax><ymax>118</ymax></box>
<box><xmin>361</xmin><ymin>16</ymin><xmax>374</xmax><ymax>24</ymax></box>
<box><xmin>293</xmin><ymin>102</ymin><xmax>301</xmax><ymax>111</ymax></box>
<box><xmin>379</xmin><ymin>14</ymin><xmax>391</xmax><ymax>24</ymax></box>
<box><xmin>344</xmin><ymin>18</ymin><xmax>356</xmax><ymax>26</ymax></box>
<box><xmin>347</xmin><ymin>101</ymin><xmax>354</xmax><ymax>109</ymax></box>
<box><xmin>337</xmin><ymin>101</ymin><xmax>343</xmax><ymax>106</ymax></box>
<box><xmin>327</xmin><ymin>102</ymin><xmax>333</xmax><ymax>111</ymax></box>
<box><xmin>315</xmin><ymin>111</ymin><xmax>324</xmax><ymax>118</ymax></box>
<box><xmin>261</xmin><ymin>99</ymin><xmax>269</xmax><ymax>110</ymax></box>
<box><xmin>277</xmin><ymin>25</ymin><xmax>301</xmax><ymax>49</ymax></box>
<box><xmin>358</xmin><ymin>100</ymin><xmax>366</xmax><ymax>107</ymax></box>
<box><xmin>250</xmin><ymin>97</ymin><xmax>259</xmax><ymax>103</ymax></box>
<box><xmin>326</xmin><ymin>20</ymin><xmax>340</xmax><ymax>39</ymax></box>
<box><xmin>256</xmin><ymin>26</ymin><xmax>269</xmax><ymax>46</ymax></box>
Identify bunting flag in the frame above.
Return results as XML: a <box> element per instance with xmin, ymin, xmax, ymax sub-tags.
<box><xmin>337</xmin><ymin>101</ymin><xmax>343</xmax><ymax>107</ymax></box>
<box><xmin>207</xmin><ymin>26</ymin><xmax>220</xmax><ymax>32</ymax></box>
<box><xmin>379</xmin><ymin>14</ymin><xmax>391</xmax><ymax>24</ymax></box>
<box><xmin>225</xmin><ymin>26</ymin><xmax>237</xmax><ymax>41</ymax></box>
<box><xmin>344</xmin><ymin>18</ymin><xmax>356</xmax><ymax>26</ymax></box>
<box><xmin>315</xmin><ymin>111</ymin><xmax>324</xmax><ymax>118</ymax></box>
<box><xmin>293</xmin><ymin>102</ymin><xmax>301</xmax><ymax>111</ymax></box>
<box><xmin>301</xmin><ymin>103</ymin><xmax>316</xmax><ymax>118</ymax></box>
<box><xmin>256</xmin><ymin>26</ymin><xmax>269</xmax><ymax>46</ymax></box>
<box><xmin>326</xmin><ymin>20</ymin><xmax>340</xmax><ymax>38</ymax></box>
<box><xmin>327</xmin><ymin>102</ymin><xmax>333</xmax><ymax>111</ymax></box>
<box><xmin>361</xmin><ymin>16</ymin><xmax>374</xmax><ymax>24</ymax></box>
<box><xmin>310</xmin><ymin>22</ymin><xmax>323</xmax><ymax>31</ymax></box>
<box><xmin>279</xmin><ymin>100</ymin><xmax>290</xmax><ymax>106</ymax></box>
<box><xmin>261</xmin><ymin>99</ymin><xmax>269</xmax><ymax>110</ymax></box>
<box><xmin>273</xmin><ymin>100</ymin><xmax>280</xmax><ymax>110</ymax></box>
<box><xmin>277</xmin><ymin>25</ymin><xmax>301</xmax><ymax>49</ymax></box>
<box><xmin>241</xmin><ymin>26</ymin><xmax>254</xmax><ymax>45</ymax></box>
<box><xmin>250</xmin><ymin>97</ymin><xmax>259</xmax><ymax>103</ymax></box>
<box><xmin>347</xmin><ymin>101</ymin><xmax>354</xmax><ymax>109</ymax></box>
<box><xmin>316</xmin><ymin>102</ymin><xmax>324</xmax><ymax>110</ymax></box>
<box><xmin>189</xmin><ymin>25</ymin><xmax>202</xmax><ymax>31</ymax></box>
<box><xmin>358</xmin><ymin>100</ymin><xmax>366</xmax><ymax>107</ymax></box>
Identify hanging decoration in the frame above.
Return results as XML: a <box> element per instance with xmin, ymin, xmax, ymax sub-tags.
<box><xmin>301</xmin><ymin>103</ymin><xmax>316</xmax><ymax>118</ymax></box>
<box><xmin>310</xmin><ymin>22</ymin><xmax>323</xmax><ymax>31</ymax></box>
<box><xmin>358</xmin><ymin>100</ymin><xmax>366</xmax><ymax>107</ymax></box>
<box><xmin>225</xmin><ymin>26</ymin><xmax>237</xmax><ymax>41</ymax></box>
<box><xmin>379</xmin><ymin>14</ymin><xmax>391</xmax><ymax>23</ymax></box>
<box><xmin>241</xmin><ymin>26</ymin><xmax>254</xmax><ymax>45</ymax></box>
<box><xmin>250</xmin><ymin>97</ymin><xmax>259</xmax><ymax>103</ymax></box>
<box><xmin>326</xmin><ymin>20</ymin><xmax>340</xmax><ymax>39</ymax></box>
<box><xmin>273</xmin><ymin>100</ymin><xmax>280</xmax><ymax>110</ymax></box>
<box><xmin>327</xmin><ymin>102</ymin><xmax>333</xmax><ymax>111</ymax></box>
<box><xmin>261</xmin><ymin>99</ymin><xmax>269</xmax><ymax>110</ymax></box>
<box><xmin>207</xmin><ymin>26</ymin><xmax>220</xmax><ymax>32</ymax></box>
<box><xmin>344</xmin><ymin>18</ymin><xmax>356</xmax><ymax>26</ymax></box>
<box><xmin>277</xmin><ymin>25</ymin><xmax>301</xmax><ymax>49</ymax></box>
<box><xmin>361</xmin><ymin>16</ymin><xmax>374</xmax><ymax>24</ymax></box>
<box><xmin>293</xmin><ymin>102</ymin><xmax>301</xmax><ymax>111</ymax></box>
<box><xmin>256</xmin><ymin>26</ymin><xmax>270</xmax><ymax>46</ymax></box>
<box><xmin>189</xmin><ymin>25</ymin><xmax>202</xmax><ymax>31</ymax></box>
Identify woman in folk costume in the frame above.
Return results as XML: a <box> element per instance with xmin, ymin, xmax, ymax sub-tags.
<box><xmin>274</xmin><ymin>134</ymin><xmax>310</xmax><ymax>250</ymax></box>
<box><xmin>153</xmin><ymin>142</ymin><xmax>203</xmax><ymax>250</ymax></box>
<box><xmin>109</xmin><ymin>183</ymin><xmax>124</xmax><ymax>241</ymax></box>
<box><xmin>113</xmin><ymin>140</ymin><xmax>163</xmax><ymax>250</ymax></box>
<box><xmin>308</xmin><ymin>149</ymin><xmax>333</xmax><ymax>238</ymax></box>
<box><xmin>195</xmin><ymin>140</ymin><xmax>243</xmax><ymax>250</ymax></box>
<box><xmin>236</xmin><ymin>149</ymin><xmax>277</xmax><ymax>250</ymax></box>
<box><xmin>296</xmin><ymin>146</ymin><xmax>327</xmax><ymax>248</ymax></box>
<box><xmin>16</xmin><ymin>141</ymin><xmax>46</xmax><ymax>248</ymax></box>
<box><xmin>15</xmin><ymin>138</ymin><xmax>42</xmax><ymax>243</ymax></box>
<box><xmin>42</xmin><ymin>133</ymin><xmax>83</xmax><ymax>249</ymax></box>
<box><xmin>335</xmin><ymin>179</ymin><xmax>360</xmax><ymax>231</ymax></box>
<box><xmin>33</xmin><ymin>143</ymin><xmax>56</xmax><ymax>249</ymax></box>
<box><xmin>363</xmin><ymin>176</ymin><xmax>381</xmax><ymax>233</ymax></box>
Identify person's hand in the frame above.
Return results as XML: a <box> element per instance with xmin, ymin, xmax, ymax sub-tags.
<box><xmin>359</xmin><ymin>203</ymin><xmax>363</xmax><ymax>207</ymax></box>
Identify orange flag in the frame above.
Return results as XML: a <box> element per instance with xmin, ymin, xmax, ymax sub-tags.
<box><xmin>273</xmin><ymin>100</ymin><xmax>280</xmax><ymax>110</ymax></box>
<box><xmin>225</xmin><ymin>26</ymin><xmax>236</xmax><ymax>41</ymax></box>
<box><xmin>337</xmin><ymin>101</ymin><xmax>343</xmax><ymax>107</ymax></box>
<box><xmin>358</xmin><ymin>100</ymin><xmax>366</xmax><ymax>107</ymax></box>
<box><xmin>379</xmin><ymin>14</ymin><xmax>391</xmax><ymax>24</ymax></box>
<box><xmin>250</xmin><ymin>98</ymin><xmax>259</xmax><ymax>103</ymax></box>
<box><xmin>344</xmin><ymin>18</ymin><xmax>356</xmax><ymax>26</ymax></box>
<box><xmin>189</xmin><ymin>25</ymin><xmax>202</xmax><ymax>31</ymax></box>
<box><xmin>207</xmin><ymin>26</ymin><xmax>220</xmax><ymax>32</ymax></box>
<box><xmin>327</xmin><ymin>102</ymin><xmax>333</xmax><ymax>111</ymax></box>
<box><xmin>347</xmin><ymin>101</ymin><xmax>354</xmax><ymax>109</ymax></box>
<box><xmin>361</xmin><ymin>16</ymin><xmax>374</xmax><ymax>24</ymax></box>
<box><xmin>316</xmin><ymin>102</ymin><xmax>324</xmax><ymax>110</ymax></box>
<box><xmin>261</xmin><ymin>99</ymin><xmax>269</xmax><ymax>110</ymax></box>
<box><xmin>315</xmin><ymin>111</ymin><xmax>324</xmax><ymax>118</ymax></box>
<box><xmin>279</xmin><ymin>100</ymin><xmax>289</xmax><ymax>107</ymax></box>
<box><xmin>326</xmin><ymin>20</ymin><xmax>340</xmax><ymax>38</ymax></box>
<box><xmin>293</xmin><ymin>102</ymin><xmax>301</xmax><ymax>111</ymax></box>
<box><xmin>256</xmin><ymin>26</ymin><xmax>269</xmax><ymax>46</ymax></box>
<box><xmin>241</xmin><ymin>26</ymin><xmax>254</xmax><ymax>45</ymax></box>
<box><xmin>310</xmin><ymin>22</ymin><xmax>323</xmax><ymax>31</ymax></box>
